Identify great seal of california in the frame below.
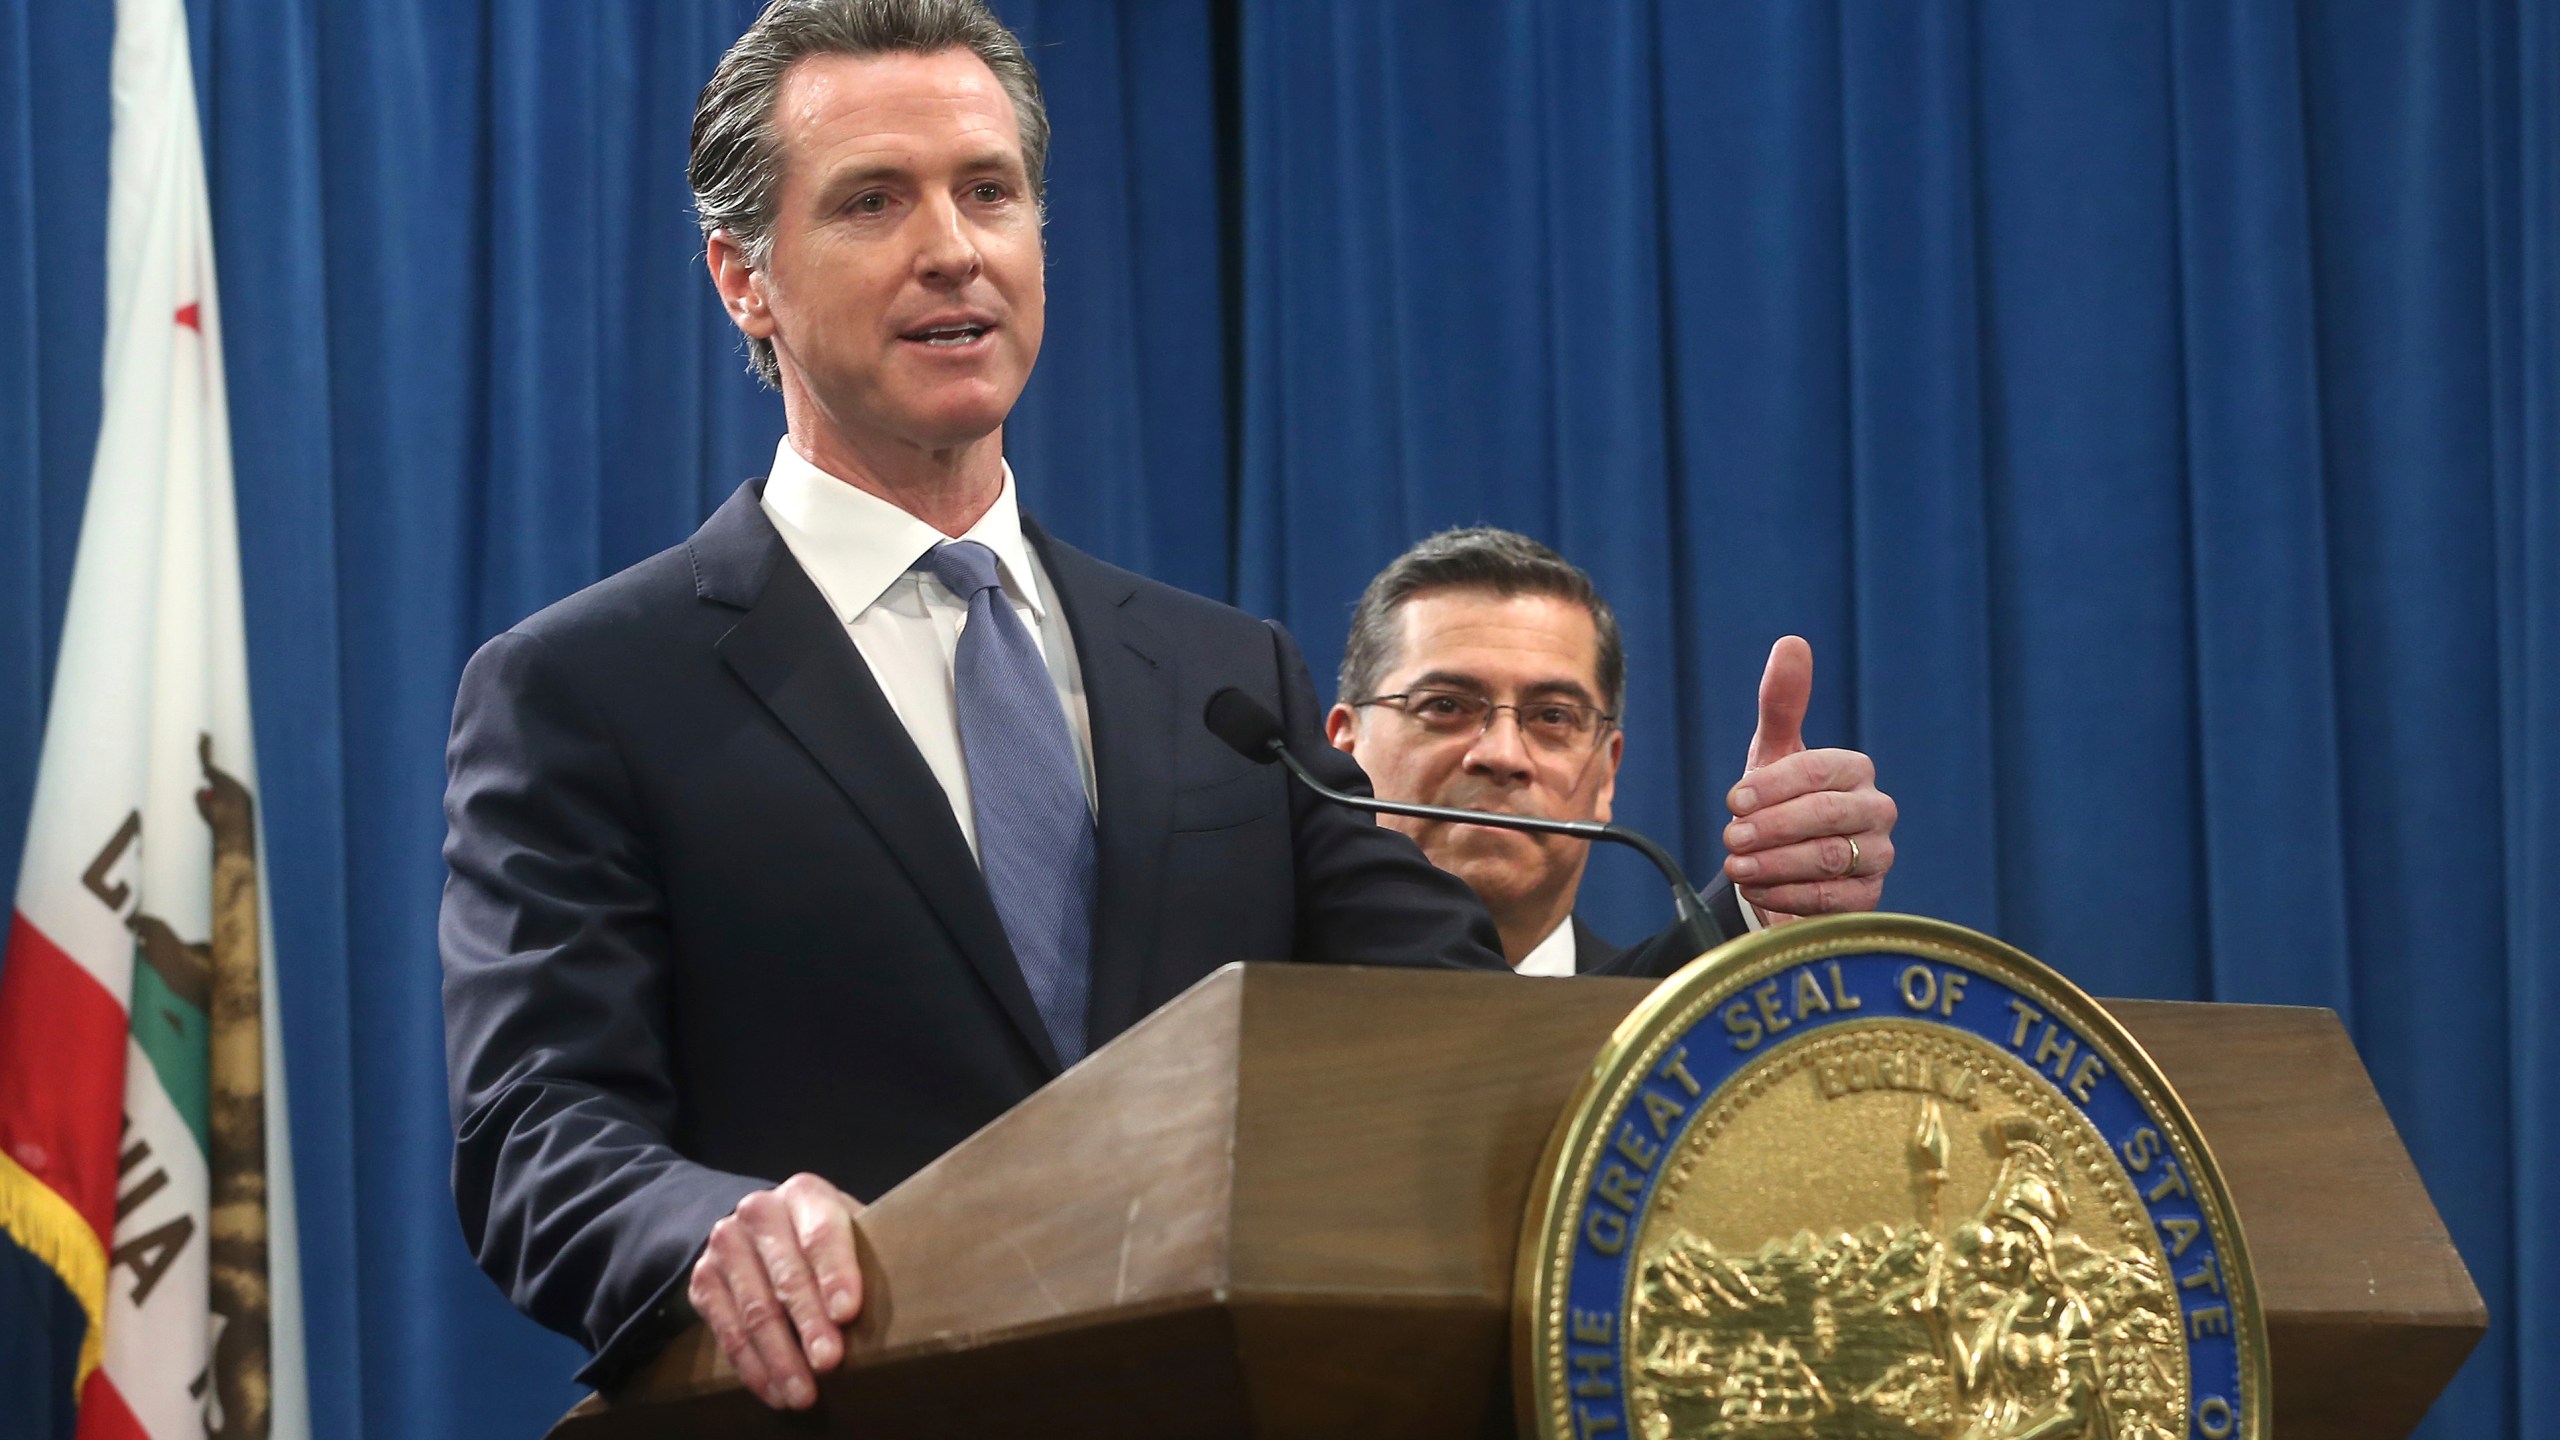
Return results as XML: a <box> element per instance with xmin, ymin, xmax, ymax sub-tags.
<box><xmin>1515</xmin><ymin>914</ymin><xmax>2266</xmax><ymax>1440</ymax></box>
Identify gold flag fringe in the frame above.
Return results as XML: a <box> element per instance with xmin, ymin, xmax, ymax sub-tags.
<box><xmin>0</xmin><ymin>1146</ymin><xmax>108</xmax><ymax>1399</ymax></box>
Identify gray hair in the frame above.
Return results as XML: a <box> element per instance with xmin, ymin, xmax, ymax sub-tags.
<box><xmin>1338</xmin><ymin>528</ymin><xmax>1627</xmax><ymax>717</ymax></box>
<box><xmin>690</xmin><ymin>0</ymin><xmax>1051</xmax><ymax>388</ymax></box>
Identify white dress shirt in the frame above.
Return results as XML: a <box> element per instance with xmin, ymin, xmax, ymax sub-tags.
<box><xmin>758</xmin><ymin>439</ymin><xmax>1096</xmax><ymax>860</ymax></box>
<box><xmin>1511</xmin><ymin>892</ymin><xmax>1768</xmax><ymax>977</ymax></box>
<box><xmin>1516</xmin><ymin>918</ymin><xmax>1578</xmax><ymax>977</ymax></box>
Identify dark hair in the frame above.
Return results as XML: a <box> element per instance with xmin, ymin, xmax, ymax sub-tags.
<box><xmin>1338</xmin><ymin>528</ymin><xmax>1626</xmax><ymax>716</ymax></box>
<box><xmin>690</xmin><ymin>0</ymin><xmax>1050</xmax><ymax>387</ymax></box>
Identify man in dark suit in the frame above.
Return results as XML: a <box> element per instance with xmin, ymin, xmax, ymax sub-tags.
<box><xmin>1325</xmin><ymin>528</ymin><xmax>1899</xmax><ymax>976</ymax></box>
<box><xmin>440</xmin><ymin>0</ymin><xmax>1509</xmax><ymax>1413</ymax></box>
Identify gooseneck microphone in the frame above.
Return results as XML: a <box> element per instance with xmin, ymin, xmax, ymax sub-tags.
<box><xmin>1202</xmin><ymin>688</ymin><xmax>1723</xmax><ymax>960</ymax></box>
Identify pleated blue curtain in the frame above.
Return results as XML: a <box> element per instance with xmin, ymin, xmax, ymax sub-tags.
<box><xmin>194</xmin><ymin>5</ymin><xmax>793</xmax><ymax>1432</ymax></box>
<box><xmin>1003</xmin><ymin>0</ymin><xmax>1234</xmax><ymax>598</ymax></box>
<box><xmin>0</xmin><ymin>4</ymin><xmax>111</xmax><ymax>912</ymax></box>
<box><xmin>1236</xmin><ymin>4</ymin><xmax>2556</xmax><ymax>1438</ymax></box>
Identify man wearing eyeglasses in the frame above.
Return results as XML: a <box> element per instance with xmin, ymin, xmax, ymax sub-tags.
<box><xmin>1325</xmin><ymin>528</ymin><xmax>1898</xmax><ymax>975</ymax></box>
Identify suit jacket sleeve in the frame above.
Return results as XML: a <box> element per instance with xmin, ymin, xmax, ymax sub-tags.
<box><xmin>1262</xmin><ymin>620</ymin><xmax>1511</xmax><ymax>971</ymax></box>
<box><xmin>440</xmin><ymin>628</ymin><xmax>765</xmax><ymax>1387</ymax></box>
<box><xmin>1586</xmin><ymin>877</ymin><xmax>1751</xmax><ymax>979</ymax></box>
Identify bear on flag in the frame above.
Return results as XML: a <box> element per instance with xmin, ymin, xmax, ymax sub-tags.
<box><xmin>0</xmin><ymin>0</ymin><xmax>309</xmax><ymax>1436</ymax></box>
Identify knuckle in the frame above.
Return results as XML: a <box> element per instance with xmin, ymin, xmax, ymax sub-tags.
<box><xmin>735</xmin><ymin>1296</ymin><xmax>779</xmax><ymax>1331</ymax></box>
<box><xmin>747</xmin><ymin>1209</ymin><xmax>788</xmax><ymax>1255</ymax></box>
<box><xmin>761</xmin><ymin>1254</ymin><xmax>811</xmax><ymax>1298</ymax></box>
<box><xmin>794</xmin><ymin>1203</ymin><xmax>843</xmax><ymax>1247</ymax></box>
<box><xmin>769</xmin><ymin>1265</ymin><xmax>810</xmax><ymax>1304</ymax></box>
<box><xmin>754</xmin><ymin>1223</ymin><xmax>800</xmax><ymax>1264</ymax></box>
<box><xmin>1820</xmin><ymin>791</ymin><xmax>1858</xmax><ymax>833</ymax></box>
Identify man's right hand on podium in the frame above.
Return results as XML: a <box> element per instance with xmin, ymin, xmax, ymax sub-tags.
<box><xmin>687</xmin><ymin>1171</ymin><xmax>866</xmax><ymax>1411</ymax></box>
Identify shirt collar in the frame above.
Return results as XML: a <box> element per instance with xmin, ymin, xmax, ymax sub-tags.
<box><xmin>761</xmin><ymin>437</ymin><xmax>1048</xmax><ymax>622</ymax></box>
<box><xmin>1515</xmin><ymin>916</ymin><xmax>1578</xmax><ymax>977</ymax></box>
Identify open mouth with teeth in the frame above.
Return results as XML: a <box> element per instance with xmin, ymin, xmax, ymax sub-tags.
<box><xmin>905</xmin><ymin>323</ymin><xmax>993</xmax><ymax>347</ymax></box>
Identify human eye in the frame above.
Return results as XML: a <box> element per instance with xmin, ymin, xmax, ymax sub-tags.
<box><xmin>846</xmin><ymin>190</ymin><xmax>892</xmax><ymax>217</ymax></box>
<box><xmin>1527</xmin><ymin>704</ymin><xmax>1584</xmax><ymax>733</ymax></box>
<box><xmin>969</xmin><ymin>180</ymin><xmax>1010</xmax><ymax>204</ymax></box>
<box><xmin>1409</xmin><ymin>691</ymin><xmax>1475</xmax><ymax>724</ymax></box>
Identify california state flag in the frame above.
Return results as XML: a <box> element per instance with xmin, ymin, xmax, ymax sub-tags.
<box><xmin>0</xmin><ymin>0</ymin><xmax>308</xmax><ymax>1435</ymax></box>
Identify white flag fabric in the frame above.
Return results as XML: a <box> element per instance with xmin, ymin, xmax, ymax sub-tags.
<box><xmin>0</xmin><ymin>0</ymin><xmax>309</xmax><ymax>1435</ymax></box>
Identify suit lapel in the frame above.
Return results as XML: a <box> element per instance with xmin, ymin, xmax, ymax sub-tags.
<box><xmin>1028</xmin><ymin>521</ymin><xmax>1173</xmax><ymax>1047</ymax></box>
<box><xmin>692</xmin><ymin>482</ymin><xmax>1062</xmax><ymax>1073</ymax></box>
<box><xmin>1571</xmin><ymin>914</ymin><xmax>1625</xmax><ymax>975</ymax></box>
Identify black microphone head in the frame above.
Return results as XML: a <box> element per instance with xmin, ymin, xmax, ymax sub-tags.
<box><xmin>1203</xmin><ymin>687</ymin><xmax>1285</xmax><ymax>763</ymax></box>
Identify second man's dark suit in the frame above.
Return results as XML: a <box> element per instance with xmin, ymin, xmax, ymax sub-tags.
<box><xmin>439</xmin><ymin>480</ymin><xmax>1512</xmax><ymax>1385</ymax></box>
<box><xmin>1570</xmin><ymin>886</ymin><xmax>1749</xmax><ymax>976</ymax></box>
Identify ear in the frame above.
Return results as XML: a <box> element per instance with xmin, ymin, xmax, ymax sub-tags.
<box><xmin>1592</xmin><ymin>726</ymin><xmax>1624</xmax><ymax>825</ymax></box>
<box><xmin>706</xmin><ymin>228</ymin><xmax>776</xmax><ymax>340</ymax></box>
<box><xmin>1323</xmin><ymin>702</ymin><xmax>1359</xmax><ymax>754</ymax></box>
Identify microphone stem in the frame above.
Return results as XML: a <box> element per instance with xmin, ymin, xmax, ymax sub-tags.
<box><xmin>1266</xmin><ymin>741</ymin><xmax>1725</xmax><ymax>963</ymax></box>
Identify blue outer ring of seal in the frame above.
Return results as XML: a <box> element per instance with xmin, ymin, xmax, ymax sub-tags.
<box><xmin>1551</xmin><ymin>949</ymin><xmax>2248</xmax><ymax>1440</ymax></box>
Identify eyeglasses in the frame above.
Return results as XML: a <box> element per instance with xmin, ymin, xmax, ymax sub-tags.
<box><xmin>1349</xmin><ymin>689</ymin><xmax>1618</xmax><ymax>752</ymax></box>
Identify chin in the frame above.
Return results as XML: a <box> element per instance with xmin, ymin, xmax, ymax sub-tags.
<box><xmin>1426</xmin><ymin>842</ymin><xmax>1543</xmax><ymax>908</ymax></box>
<box><xmin>903</xmin><ymin>392</ymin><xmax>1022</xmax><ymax>450</ymax></box>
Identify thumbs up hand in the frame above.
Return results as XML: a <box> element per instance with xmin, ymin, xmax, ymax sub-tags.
<box><xmin>1722</xmin><ymin>637</ymin><xmax>1897</xmax><ymax>923</ymax></box>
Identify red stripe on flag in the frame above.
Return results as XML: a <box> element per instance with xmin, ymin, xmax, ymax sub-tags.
<box><xmin>0</xmin><ymin>913</ymin><xmax>128</xmax><ymax>1242</ymax></box>
<box><xmin>75</xmin><ymin>1368</ymin><xmax>150</xmax><ymax>1440</ymax></box>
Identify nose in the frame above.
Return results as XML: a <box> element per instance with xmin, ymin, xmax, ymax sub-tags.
<box><xmin>1460</xmin><ymin>708</ymin><xmax>1535</xmax><ymax>784</ymax></box>
<box><xmin>913</xmin><ymin>193</ymin><xmax>982</xmax><ymax>288</ymax></box>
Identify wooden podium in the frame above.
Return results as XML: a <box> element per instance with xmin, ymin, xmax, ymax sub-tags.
<box><xmin>552</xmin><ymin>964</ymin><xmax>2483</xmax><ymax>1439</ymax></box>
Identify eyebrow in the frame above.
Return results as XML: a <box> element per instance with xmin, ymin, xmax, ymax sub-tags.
<box><xmin>803</xmin><ymin>162</ymin><xmax>888</xmax><ymax>215</ymax></box>
<box><xmin>1403</xmin><ymin>670</ymin><xmax>1599</xmax><ymax>706</ymax></box>
<box><xmin>953</xmin><ymin>149</ymin><xmax>1029</xmax><ymax>182</ymax></box>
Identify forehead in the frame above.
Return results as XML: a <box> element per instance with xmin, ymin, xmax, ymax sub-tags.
<box><xmin>769</xmin><ymin>47</ymin><xmax>1023</xmax><ymax>175</ymax></box>
<box><xmin>1383</xmin><ymin>588</ymin><xmax>1603</xmax><ymax>692</ymax></box>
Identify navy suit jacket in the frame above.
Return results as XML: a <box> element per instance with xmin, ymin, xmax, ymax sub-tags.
<box><xmin>1571</xmin><ymin>884</ymin><xmax>1748</xmax><ymax>978</ymax></box>
<box><xmin>439</xmin><ymin>480</ymin><xmax>1510</xmax><ymax>1385</ymax></box>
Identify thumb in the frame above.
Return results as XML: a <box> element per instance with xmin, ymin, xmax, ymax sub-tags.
<box><xmin>1745</xmin><ymin>636</ymin><xmax>1813</xmax><ymax>773</ymax></box>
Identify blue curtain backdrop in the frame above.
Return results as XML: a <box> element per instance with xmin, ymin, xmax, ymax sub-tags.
<box><xmin>1</xmin><ymin>2</ymin><xmax>2549</xmax><ymax>1437</ymax></box>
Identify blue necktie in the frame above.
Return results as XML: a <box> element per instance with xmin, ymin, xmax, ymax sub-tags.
<box><xmin>916</xmin><ymin>540</ymin><xmax>1096</xmax><ymax>1065</ymax></box>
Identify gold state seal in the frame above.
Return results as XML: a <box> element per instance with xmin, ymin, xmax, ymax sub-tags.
<box><xmin>1515</xmin><ymin>915</ymin><xmax>2265</xmax><ymax>1440</ymax></box>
